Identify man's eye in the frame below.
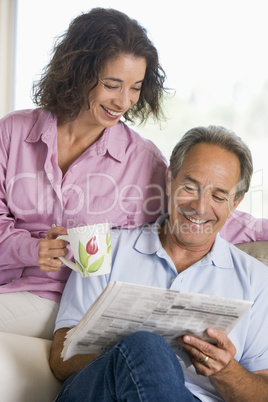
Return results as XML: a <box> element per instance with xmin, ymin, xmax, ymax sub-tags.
<box><xmin>212</xmin><ymin>194</ymin><xmax>225</xmax><ymax>202</ymax></box>
<box><xmin>184</xmin><ymin>185</ymin><xmax>197</xmax><ymax>193</ymax></box>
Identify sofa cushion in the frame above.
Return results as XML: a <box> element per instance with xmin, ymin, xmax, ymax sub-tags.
<box><xmin>0</xmin><ymin>332</ymin><xmax>62</xmax><ymax>402</ymax></box>
<box><xmin>235</xmin><ymin>241</ymin><xmax>268</xmax><ymax>266</ymax></box>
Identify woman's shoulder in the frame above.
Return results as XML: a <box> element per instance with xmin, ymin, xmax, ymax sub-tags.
<box><xmin>115</xmin><ymin>121</ymin><xmax>167</xmax><ymax>164</ymax></box>
<box><xmin>0</xmin><ymin>108</ymin><xmax>54</xmax><ymax>142</ymax></box>
<box><xmin>0</xmin><ymin>108</ymin><xmax>50</xmax><ymax>128</ymax></box>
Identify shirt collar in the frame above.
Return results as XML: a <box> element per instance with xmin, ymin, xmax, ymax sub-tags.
<box><xmin>82</xmin><ymin>122</ymin><xmax>127</xmax><ymax>162</ymax></box>
<box><xmin>134</xmin><ymin>214</ymin><xmax>168</xmax><ymax>255</ymax></box>
<box><xmin>208</xmin><ymin>234</ymin><xmax>235</xmax><ymax>269</ymax></box>
<box><xmin>25</xmin><ymin>109</ymin><xmax>57</xmax><ymax>143</ymax></box>
<box><xmin>25</xmin><ymin>112</ymin><xmax>127</xmax><ymax>163</ymax></box>
<box><xmin>135</xmin><ymin>213</ymin><xmax>235</xmax><ymax>270</ymax></box>
<box><xmin>105</xmin><ymin>121</ymin><xmax>128</xmax><ymax>162</ymax></box>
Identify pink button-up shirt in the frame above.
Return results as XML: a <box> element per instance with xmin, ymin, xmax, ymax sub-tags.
<box><xmin>1</xmin><ymin>109</ymin><xmax>267</xmax><ymax>302</ymax></box>
<box><xmin>0</xmin><ymin>109</ymin><xmax>168</xmax><ymax>301</ymax></box>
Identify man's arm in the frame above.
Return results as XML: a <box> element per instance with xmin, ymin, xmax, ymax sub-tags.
<box><xmin>210</xmin><ymin>360</ymin><xmax>268</xmax><ymax>402</ymax></box>
<box><xmin>177</xmin><ymin>328</ymin><xmax>268</xmax><ymax>402</ymax></box>
<box><xmin>49</xmin><ymin>328</ymin><xmax>99</xmax><ymax>381</ymax></box>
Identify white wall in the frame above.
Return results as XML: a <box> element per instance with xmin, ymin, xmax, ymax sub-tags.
<box><xmin>0</xmin><ymin>0</ymin><xmax>17</xmax><ymax>117</ymax></box>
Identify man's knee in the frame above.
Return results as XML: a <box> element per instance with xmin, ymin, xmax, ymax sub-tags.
<box><xmin>118</xmin><ymin>330</ymin><xmax>169</xmax><ymax>352</ymax></box>
<box><xmin>113</xmin><ymin>331</ymin><xmax>186</xmax><ymax>399</ymax></box>
<box><xmin>116</xmin><ymin>331</ymin><xmax>181</xmax><ymax>370</ymax></box>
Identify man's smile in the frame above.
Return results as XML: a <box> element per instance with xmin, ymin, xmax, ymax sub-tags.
<box><xmin>184</xmin><ymin>215</ymin><xmax>209</xmax><ymax>225</ymax></box>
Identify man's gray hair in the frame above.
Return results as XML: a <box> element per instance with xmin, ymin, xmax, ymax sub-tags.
<box><xmin>169</xmin><ymin>125</ymin><xmax>253</xmax><ymax>201</ymax></box>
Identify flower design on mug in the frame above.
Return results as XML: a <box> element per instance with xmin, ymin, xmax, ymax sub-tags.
<box><xmin>86</xmin><ymin>236</ymin><xmax>98</xmax><ymax>255</ymax></box>
<box><xmin>106</xmin><ymin>232</ymin><xmax>111</xmax><ymax>254</ymax></box>
<box><xmin>75</xmin><ymin>235</ymin><xmax>105</xmax><ymax>276</ymax></box>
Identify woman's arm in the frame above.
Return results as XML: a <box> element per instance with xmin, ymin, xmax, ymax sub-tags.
<box><xmin>0</xmin><ymin>214</ymin><xmax>41</xmax><ymax>270</ymax></box>
<box><xmin>0</xmin><ymin>119</ymin><xmax>41</xmax><ymax>270</ymax></box>
<box><xmin>220</xmin><ymin>210</ymin><xmax>268</xmax><ymax>243</ymax></box>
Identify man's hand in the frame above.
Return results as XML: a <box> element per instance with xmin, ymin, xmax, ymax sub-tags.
<box><xmin>38</xmin><ymin>226</ymin><xmax>68</xmax><ymax>272</ymax></box>
<box><xmin>177</xmin><ymin>328</ymin><xmax>268</xmax><ymax>401</ymax></box>
<box><xmin>177</xmin><ymin>328</ymin><xmax>236</xmax><ymax>376</ymax></box>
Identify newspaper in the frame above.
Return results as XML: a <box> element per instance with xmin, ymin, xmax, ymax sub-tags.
<box><xmin>61</xmin><ymin>281</ymin><xmax>253</xmax><ymax>361</ymax></box>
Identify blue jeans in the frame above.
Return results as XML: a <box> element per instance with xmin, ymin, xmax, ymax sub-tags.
<box><xmin>55</xmin><ymin>331</ymin><xmax>201</xmax><ymax>401</ymax></box>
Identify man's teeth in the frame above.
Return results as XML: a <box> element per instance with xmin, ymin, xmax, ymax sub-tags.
<box><xmin>186</xmin><ymin>216</ymin><xmax>207</xmax><ymax>224</ymax></box>
<box><xmin>103</xmin><ymin>106</ymin><xmax>121</xmax><ymax>117</ymax></box>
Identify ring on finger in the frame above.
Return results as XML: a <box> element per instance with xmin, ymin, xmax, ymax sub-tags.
<box><xmin>202</xmin><ymin>355</ymin><xmax>209</xmax><ymax>364</ymax></box>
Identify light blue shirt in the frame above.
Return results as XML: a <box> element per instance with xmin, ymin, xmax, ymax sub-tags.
<box><xmin>55</xmin><ymin>215</ymin><xmax>268</xmax><ymax>402</ymax></box>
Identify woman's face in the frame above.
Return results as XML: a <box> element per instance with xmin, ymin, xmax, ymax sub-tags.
<box><xmin>82</xmin><ymin>54</ymin><xmax>147</xmax><ymax>128</ymax></box>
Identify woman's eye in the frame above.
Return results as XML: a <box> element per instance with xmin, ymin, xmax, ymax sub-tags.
<box><xmin>131</xmin><ymin>87</ymin><xmax>142</xmax><ymax>92</ymax></box>
<box><xmin>104</xmin><ymin>84</ymin><xmax>119</xmax><ymax>91</ymax></box>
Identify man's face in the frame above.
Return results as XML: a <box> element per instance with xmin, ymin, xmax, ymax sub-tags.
<box><xmin>166</xmin><ymin>143</ymin><xmax>244</xmax><ymax>249</ymax></box>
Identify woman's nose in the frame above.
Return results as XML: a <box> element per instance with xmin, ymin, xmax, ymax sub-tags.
<box><xmin>113</xmin><ymin>89</ymin><xmax>132</xmax><ymax>110</ymax></box>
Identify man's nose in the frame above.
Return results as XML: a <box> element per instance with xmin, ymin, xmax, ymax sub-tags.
<box><xmin>189</xmin><ymin>191</ymin><xmax>210</xmax><ymax>215</ymax></box>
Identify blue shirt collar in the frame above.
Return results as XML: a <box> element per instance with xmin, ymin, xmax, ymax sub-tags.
<box><xmin>209</xmin><ymin>234</ymin><xmax>235</xmax><ymax>269</ymax></box>
<box><xmin>135</xmin><ymin>213</ymin><xmax>234</xmax><ymax>270</ymax></box>
<box><xmin>134</xmin><ymin>214</ymin><xmax>167</xmax><ymax>255</ymax></box>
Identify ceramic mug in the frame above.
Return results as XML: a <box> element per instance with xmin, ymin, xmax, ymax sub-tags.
<box><xmin>57</xmin><ymin>223</ymin><xmax>111</xmax><ymax>277</ymax></box>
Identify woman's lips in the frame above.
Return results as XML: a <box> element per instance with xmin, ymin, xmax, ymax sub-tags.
<box><xmin>101</xmin><ymin>105</ymin><xmax>122</xmax><ymax>118</ymax></box>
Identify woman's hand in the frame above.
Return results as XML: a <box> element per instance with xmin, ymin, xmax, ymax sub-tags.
<box><xmin>176</xmin><ymin>328</ymin><xmax>236</xmax><ymax>377</ymax></box>
<box><xmin>38</xmin><ymin>226</ymin><xmax>68</xmax><ymax>272</ymax></box>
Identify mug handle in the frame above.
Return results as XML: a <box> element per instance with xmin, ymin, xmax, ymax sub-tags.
<box><xmin>57</xmin><ymin>234</ymin><xmax>79</xmax><ymax>272</ymax></box>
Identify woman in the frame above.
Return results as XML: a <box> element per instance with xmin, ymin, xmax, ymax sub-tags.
<box><xmin>0</xmin><ymin>8</ymin><xmax>168</xmax><ymax>339</ymax></box>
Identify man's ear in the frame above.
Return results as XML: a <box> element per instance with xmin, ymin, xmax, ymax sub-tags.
<box><xmin>228</xmin><ymin>195</ymin><xmax>244</xmax><ymax>218</ymax></box>
<box><xmin>166</xmin><ymin>167</ymin><xmax>172</xmax><ymax>197</ymax></box>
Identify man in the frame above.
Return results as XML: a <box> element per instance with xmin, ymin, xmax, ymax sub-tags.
<box><xmin>50</xmin><ymin>126</ymin><xmax>268</xmax><ymax>401</ymax></box>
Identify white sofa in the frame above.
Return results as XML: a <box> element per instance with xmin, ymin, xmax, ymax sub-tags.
<box><xmin>0</xmin><ymin>241</ymin><xmax>267</xmax><ymax>402</ymax></box>
<box><xmin>0</xmin><ymin>332</ymin><xmax>62</xmax><ymax>402</ymax></box>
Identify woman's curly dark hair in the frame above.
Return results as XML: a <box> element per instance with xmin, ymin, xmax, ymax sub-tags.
<box><xmin>32</xmin><ymin>8</ymin><xmax>167</xmax><ymax>124</ymax></box>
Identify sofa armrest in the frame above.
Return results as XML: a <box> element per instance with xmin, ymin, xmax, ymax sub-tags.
<box><xmin>235</xmin><ymin>241</ymin><xmax>268</xmax><ymax>266</ymax></box>
<box><xmin>0</xmin><ymin>332</ymin><xmax>62</xmax><ymax>402</ymax></box>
